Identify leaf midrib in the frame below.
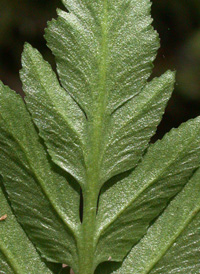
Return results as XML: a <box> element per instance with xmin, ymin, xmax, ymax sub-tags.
<box><xmin>85</xmin><ymin>0</ymin><xmax>109</xmax><ymax>190</ymax></box>
<box><xmin>78</xmin><ymin>1</ymin><xmax>110</xmax><ymax>272</ymax></box>
<box><xmin>0</xmin><ymin>244</ymin><xmax>21</xmax><ymax>274</ymax></box>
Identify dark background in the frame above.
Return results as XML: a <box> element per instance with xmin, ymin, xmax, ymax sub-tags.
<box><xmin>0</xmin><ymin>0</ymin><xmax>200</xmax><ymax>138</ymax></box>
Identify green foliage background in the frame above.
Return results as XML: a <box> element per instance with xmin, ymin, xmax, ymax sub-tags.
<box><xmin>1</xmin><ymin>0</ymin><xmax>200</xmax><ymax>139</ymax></box>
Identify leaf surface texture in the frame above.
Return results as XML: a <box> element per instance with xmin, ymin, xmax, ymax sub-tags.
<box><xmin>0</xmin><ymin>187</ymin><xmax>53</xmax><ymax>274</ymax></box>
<box><xmin>112</xmin><ymin>168</ymin><xmax>200</xmax><ymax>273</ymax></box>
<box><xmin>0</xmin><ymin>82</ymin><xmax>80</xmax><ymax>272</ymax></box>
<box><xmin>96</xmin><ymin>117</ymin><xmax>200</xmax><ymax>264</ymax></box>
<box><xmin>0</xmin><ymin>0</ymin><xmax>199</xmax><ymax>273</ymax></box>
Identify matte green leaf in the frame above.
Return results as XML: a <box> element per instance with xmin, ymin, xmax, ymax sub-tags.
<box><xmin>20</xmin><ymin>1</ymin><xmax>177</xmax><ymax>271</ymax></box>
<box><xmin>21</xmin><ymin>43</ymin><xmax>87</xmax><ymax>185</ymax></box>
<box><xmin>21</xmin><ymin>0</ymin><xmax>168</xmax><ymax>190</ymax></box>
<box><xmin>0</xmin><ymin>82</ymin><xmax>80</xmax><ymax>272</ymax></box>
<box><xmin>21</xmin><ymin>42</ymin><xmax>175</xmax><ymax>187</ymax></box>
<box><xmin>96</xmin><ymin>116</ymin><xmax>200</xmax><ymax>266</ymax></box>
<box><xmin>99</xmin><ymin>71</ymin><xmax>175</xmax><ymax>183</ymax></box>
<box><xmin>45</xmin><ymin>0</ymin><xmax>159</xmax><ymax>116</ymax></box>
<box><xmin>149</xmin><ymin>213</ymin><xmax>200</xmax><ymax>274</ymax></box>
<box><xmin>0</xmin><ymin>187</ymin><xmax>53</xmax><ymax>274</ymax></box>
<box><xmin>0</xmin><ymin>252</ymin><xmax>13</xmax><ymax>274</ymax></box>
<box><xmin>112</xmin><ymin>168</ymin><xmax>200</xmax><ymax>274</ymax></box>
<box><xmin>1</xmin><ymin>0</ymin><xmax>200</xmax><ymax>273</ymax></box>
<box><xmin>20</xmin><ymin>0</ymin><xmax>190</xmax><ymax>272</ymax></box>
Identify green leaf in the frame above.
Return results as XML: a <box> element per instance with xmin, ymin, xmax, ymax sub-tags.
<box><xmin>18</xmin><ymin>0</ymin><xmax>199</xmax><ymax>272</ymax></box>
<box><xmin>0</xmin><ymin>187</ymin><xmax>53</xmax><ymax>274</ymax></box>
<box><xmin>21</xmin><ymin>0</ymin><xmax>166</xmax><ymax>189</ymax></box>
<box><xmin>112</xmin><ymin>168</ymin><xmax>200</xmax><ymax>274</ymax></box>
<box><xmin>20</xmin><ymin>1</ymin><xmax>176</xmax><ymax>272</ymax></box>
<box><xmin>21</xmin><ymin>42</ymin><xmax>175</xmax><ymax>186</ymax></box>
<box><xmin>45</xmin><ymin>0</ymin><xmax>159</xmax><ymax>116</ymax></box>
<box><xmin>1</xmin><ymin>0</ymin><xmax>200</xmax><ymax>273</ymax></box>
<box><xmin>96</xmin><ymin>116</ymin><xmax>200</xmax><ymax>266</ymax></box>
<box><xmin>0</xmin><ymin>82</ymin><xmax>80</xmax><ymax>272</ymax></box>
<box><xmin>0</xmin><ymin>252</ymin><xmax>13</xmax><ymax>274</ymax></box>
<box><xmin>99</xmin><ymin>71</ymin><xmax>175</xmax><ymax>183</ymax></box>
<box><xmin>21</xmin><ymin>44</ymin><xmax>87</xmax><ymax>185</ymax></box>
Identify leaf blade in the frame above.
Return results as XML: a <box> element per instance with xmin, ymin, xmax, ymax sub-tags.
<box><xmin>0</xmin><ymin>186</ymin><xmax>53</xmax><ymax>274</ymax></box>
<box><xmin>96</xmin><ymin>116</ymin><xmax>200</xmax><ymax>266</ymax></box>
<box><xmin>112</xmin><ymin>168</ymin><xmax>200</xmax><ymax>274</ymax></box>
<box><xmin>44</xmin><ymin>0</ymin><xmax>171</xmax><ymax>189</ymax></box>
<box><xmin>46</xmin><ymin>0</ymin><xmax>159</xmax><ymax>115</ymax></box>
<box><xmin>99</xmin><ymin>71</ymin><xmax>175</xmax><ymax>183</ymax></box>
<box><xmin>21</xmin><ymin>43</ymin><xmax>87</xmax><ymax>185</ymax></box>
<box><xmin>0</xmin><ymin>82</ymin><xmax>80</xmax><ymax>271</ymax></box>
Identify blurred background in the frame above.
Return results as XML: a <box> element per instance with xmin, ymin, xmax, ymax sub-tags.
<box><xmin>0</xmin><ymin>0</ymin><xmax>200</xmax><ymax>138</ymax></box>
